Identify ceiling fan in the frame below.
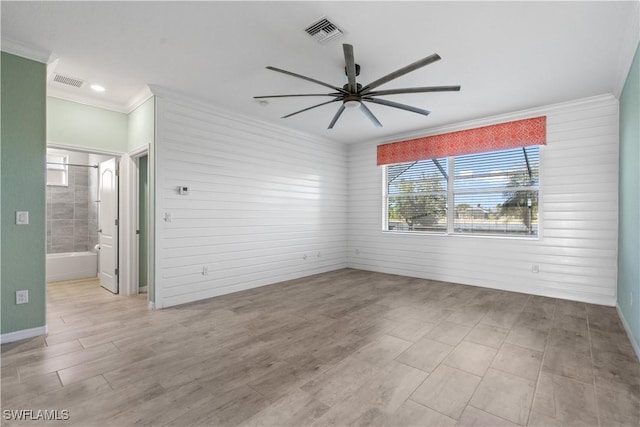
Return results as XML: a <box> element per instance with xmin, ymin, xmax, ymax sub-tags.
<box><xmin>254</xmin><ymin>44</ymin><xmax>461</xmax><ymax>129</ymax></box>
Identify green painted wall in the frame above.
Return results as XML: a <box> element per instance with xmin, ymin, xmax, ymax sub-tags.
<box><xmin>128</xmin><ymin>97</ymin><xmax>154</xmax><ymax>152</ymax></box>
<box><xmin>138</xmin><ymin>155</ymin><xmax>148</xmax><ymax>287</ymax></box>
<box><xmin>47</xmin><ymin>97</ymin><xmax>128</xmax><ymax>152</ymax></box>
<box><xmin>618</xmin><ymin>41</ymin><xmax>640</xmax><ymax>353</ymax></box>
<box><xmin>1</xmin><ymin>52</ymin><xmax>47</xmax><ymax>335</ymax></box>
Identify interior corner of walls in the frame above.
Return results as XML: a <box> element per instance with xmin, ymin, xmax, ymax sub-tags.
<box><xmin>616</xmin><ymin>304</ymin><xmax>640</xmax><ymax>362</ymax></box>
<box><xmin>125</xmin><ymin>87</ymin><xmax>154</xmax><ymax>114</ymax></box>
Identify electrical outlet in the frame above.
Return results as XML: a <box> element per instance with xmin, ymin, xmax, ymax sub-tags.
<box><xmin>16</xmin><ymin>290</ymin><xmax>29</xmax><ymax>304</ymax></box>
<box><xmin>202</xmin><ymin>266</ymin><xmax>208</xmax><ymax>276</ymax></box>
<box><xmin>164</xmin><ymin>212</ymin><xmax>172</xmax><ymax>223</ymax></box>
<box><xmin>302</xmin><ymin>254</ymin><xmax>308</xmax><ymax>261</ymax></box>
<box><xmin>532</xmin><ymin>264</ymin><xmax>540</xmax><ymax>274</ymax></box>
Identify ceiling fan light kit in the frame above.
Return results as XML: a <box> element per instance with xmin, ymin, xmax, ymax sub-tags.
<box><xmin>255</xmin><ymin>44</ymin><xmax>461</xmax><ymax>129</ymax></box>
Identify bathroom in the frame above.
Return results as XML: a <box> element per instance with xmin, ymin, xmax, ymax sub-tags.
<box><xmin>45</xmin><ymin>148</ymin><xmax>114</xmax><ymax>283</ymax></box>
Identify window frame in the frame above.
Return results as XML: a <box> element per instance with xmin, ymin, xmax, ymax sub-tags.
<box><xmin>382</xmin><ymin>146</ymin><xmax>542</xmax><ymax>239</ymax></box>
<box><xmin>46</xmin><ymin>152</ymin><xmax>69</xmax><ymax>187</ymax></box>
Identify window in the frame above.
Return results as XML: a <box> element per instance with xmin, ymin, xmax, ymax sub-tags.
<box><xmin>386</xmin><ymin>157</ymin><xmax>448</xmax><ymax>232</ymax></box>
<box><xmin>46</xmin><ymin>152</ymin><xmax>69</xmax><ymax>186</ymax></box>
<box><xmin>385</xmin><ymin>146</ymin><xmax>540</xmax><ymax>237</ymax></box>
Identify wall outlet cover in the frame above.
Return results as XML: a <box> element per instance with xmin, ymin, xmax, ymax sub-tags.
<box><xmin>16</xmin><ymin>211</ymin><xmax>29</xmax><ymax>225</ymax></box>
<box><xmin>16</xmin><ymin>290</ymin><xmax>29</xmax><ymax>304</ymax></box>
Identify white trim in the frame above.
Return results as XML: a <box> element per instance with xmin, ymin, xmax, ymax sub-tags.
<box><xmin>47</xmin><ymin>57</ymin><xmax>60</xmax><ymax>84</ymax></box>
<box><xmin>368</xmin><ymin>94</ymin><xmax>618</xmax><ymax>147</ymax></box>
<box><xmin>139</xmin><ymin>286</ymin><xmax>148</xmax><ymax>293</ymax></box>
<box><xmin>613</xmin><ymin>1</ymin><xmax>640</xmax><ymax>97</ymax></box>
<box><xmin>148</xmin><ymin>301</ymin><xmax>156</xmax><ymax>310</ymax></box>
<box><xmin>46</xmin><ymin>84</ymin><xmax>151</xmax><ymax>115</ymax></box>
<box><xmin>47</xmin><ymin>141</ymin><xmax>124</xmax><ymax>156</ymax></box>
<box><xmin>616</xmin><ymin>305</ymin><xmax>640</xmax><ymax>362</ymax></box>
<box><xmin>128</xmin><ymin>144</ymin><xmax>149</xmax><ymax>159</ymax></box>
<box><xmin>125</xmin><ymin>87</ymin><xmax>154</xmax><ymax>114</ymax></box>
<box><xmin>46</xmin><ymin>89</ymin><xmax>130</xmax><ymax>114</ymax></box>
<box><xmin>1</xmin><ymin>38</ymin><xmax>56</xmax><ymax>64</ymax></box>
<box><xmin>0</xmin><ymin>326</ymin><xmax>48</xmax><ymax>344</ymax></box>
<box><xmin>148</xmin><ymin>84</ymin><xmax>340</xmax><ymax>147</ymax></box>
<box><xmin>118</xmin><ymin>154</ymin><xmax>137</xmax><ymax>296</ymax></box>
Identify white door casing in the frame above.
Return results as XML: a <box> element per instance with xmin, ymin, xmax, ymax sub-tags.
<box><xmin>99</xmin><ymin>158</ymin><xmax>118</xmax><ymax>293</ymax></box>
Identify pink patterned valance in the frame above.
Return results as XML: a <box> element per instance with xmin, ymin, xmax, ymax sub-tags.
<box><xmin>377</xmin><ymin>116</ymin><xmax>546</xmax><ymax>166</ymax></box>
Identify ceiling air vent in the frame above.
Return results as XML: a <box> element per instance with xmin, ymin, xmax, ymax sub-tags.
<box><xmin>53</xmin><ymin>73</ymin><xmax>85</xmax><ymax>88</ymax></box>
<box><xmin>304</xmin><ymin>17</ymin><xmax>343</xmax><ymax>43</ymax></box>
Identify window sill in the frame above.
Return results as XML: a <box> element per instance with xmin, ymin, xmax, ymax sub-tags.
<box><xmin>382</xmin><ymin>229</ymin><xmax>540</xmax><ymax>240</ymax></box>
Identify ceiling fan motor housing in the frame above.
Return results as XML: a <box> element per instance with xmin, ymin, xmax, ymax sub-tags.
<box><xmin>343</xmin><ymin>83</ymin><xmax>363</xmax><ymax>93</ymax></box>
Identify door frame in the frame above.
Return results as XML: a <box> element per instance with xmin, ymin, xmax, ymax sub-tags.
<box><xmin>47</xmin><ymin>142</ymin><xmax>151</xmax><ymax>300</ymax></box>
<box><xmin>125</xmin><ymin>145</ymin><xmax>149</xmax><ymax>298</ymax></box>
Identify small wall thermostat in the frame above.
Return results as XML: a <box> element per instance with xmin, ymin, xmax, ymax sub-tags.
<box><xmin>178</xmin><ymin>186</ymin><xmax>189</xmax><ymax>195</ymax></box>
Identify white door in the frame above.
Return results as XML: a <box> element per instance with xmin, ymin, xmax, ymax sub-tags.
<box><xmin>99</xmin><ymin>158</ymin><xmax>118</xmax><ymax>293</ymax></box>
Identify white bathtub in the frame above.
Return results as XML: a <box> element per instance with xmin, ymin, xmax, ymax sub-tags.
<box><xmin>46</xmin><ymin>251</ymin><xmax>98</xmax><ymax>282</ymax></box>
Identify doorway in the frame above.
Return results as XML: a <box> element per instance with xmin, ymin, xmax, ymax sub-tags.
<box><xmin>45</xmin><ymin>147</ymin><xmax>119</xmax><ymax>292</ymax></box>
<box><xmin>138</xmin><ymin>155</ymin><xmax>149</xmax><ymax>293</ymax></box>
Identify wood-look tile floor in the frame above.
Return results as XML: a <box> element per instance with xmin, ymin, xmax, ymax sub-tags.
<box><xmin>2</xmin><ymin>269</ymin><xmax>639</xmax><ymax>426</ymax></box>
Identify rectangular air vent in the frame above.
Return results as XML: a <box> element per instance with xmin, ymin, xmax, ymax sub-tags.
<box><xmin>53</xmin><ymin>73</ymin><xmax>85</xmax><ymax>88</ymax></box>
<box><xmin>304</xmin><ymin>17</ymin><xmax>343</xmax><ymax>43</ymax></box>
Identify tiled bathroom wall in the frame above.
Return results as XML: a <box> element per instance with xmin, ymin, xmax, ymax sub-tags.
<box><xmin>47</xmin><ymin>164</ymin><xmax>97</xmax><ymax>253</ymax></box>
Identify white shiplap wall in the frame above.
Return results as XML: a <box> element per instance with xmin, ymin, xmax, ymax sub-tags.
<box><xmin>347</xmin><ymin>95</ymin><xmax>619</xmax><ymax>306</ymax></box>
<box><xmin>154</xmin><ymin>93</ymin><xmax>347</xmax><ymax>308</ymax></box>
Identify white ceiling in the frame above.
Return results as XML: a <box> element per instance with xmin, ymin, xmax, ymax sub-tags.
<box><xmin>2</xmin><ymin>1</ymin><xmax>638</xmax><ymax>144</ymax></box>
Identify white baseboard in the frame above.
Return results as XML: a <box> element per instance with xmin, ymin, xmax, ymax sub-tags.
<box><xmin>0</xmin><ymin>325</ymin><xmax>48</xmax><ymax>344</ymax></box>
<box><xmin>148</xmin><ymin>301</ymin><xmax>156</xmax><ymax>310</ymax></box>
<box><xmin>616</xmin><ymin>304</ymin><xmax>640</xmax><ymax>361</ymax></box>
<box><xmin>139</xmin><ymin>286</ymin><xmax>148</xmax><ymax>293</ymax></box>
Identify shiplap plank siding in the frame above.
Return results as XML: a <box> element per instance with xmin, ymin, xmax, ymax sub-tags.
<box><xmin>155</xmin><ymin>95</ymin><xmax>347</xmax><ymax>308</ymax></box>
<box><xmin>347</xmin><ymin>95</ymin><xmax>619</xmax><ymax>305</ymax></box>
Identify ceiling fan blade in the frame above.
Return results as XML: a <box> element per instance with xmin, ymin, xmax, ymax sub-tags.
<box><xmin>328</xmin><ymin>105</ymin><xmax>346</xmax><ymax>129</ymax></box>
<box><xmin>343</xmin><ymin>44</ymin><xmax>357</xmax><ymax>93</ymax></box>
<box><xmin>282</xmin><ymin>98</ymin><xmax>341</xmax><ymax>119</ymax></box>
<box><xmin>360</xmin><ymin>103</ymin><xmax>382</xmax><ymax>128</ymax></box>
<box><xmin>365</xmin><ymin>85</ymin><xmax>461</xmax><ymax>96</ymax></box>
<box><xmin>254</xmin><ymin>93</ymin><xmax>342</xmax><ymax>99</ymax></box>
<box><xmin>360</xmin><ymin>54</ymin><xmax>441</xmax><ymax>94</ymax></box>
<box><xmin>266</xmin><ymin>66</ymin><xmax>348</xmax><ymax>94</ymax></box>
<box><xmin>364</xmin><ymin>98</ymin><xmax>431</xmax><ymax>116</ymax></box>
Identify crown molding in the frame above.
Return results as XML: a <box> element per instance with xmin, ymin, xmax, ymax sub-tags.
<box><xmin>125</xmin><ymin>86</ymin><xmax>154</xmax><ymax>113</ymax></box>
<box><xmin>364</xmin><ymin>93</ymin><xmax>618</xmax><ymax>147</ymax></box>
<box><xmin>148</xmin><ymin>84</ymin><xmax>341</xmax><ymax>147</ymax></box>
<box><xmin>47</xmin><ymin>89</ymin><xmax>130</xmax><ymax>114</ymax></box>
<box><xmin>1</xmin><ymin>38</ymin><xmax>56</xmax><ymax>64</ymax></box>
<box><xmin>47</xmin><ymin>85</ymin><xmax>153</xmax><ymax>115</ymax></box>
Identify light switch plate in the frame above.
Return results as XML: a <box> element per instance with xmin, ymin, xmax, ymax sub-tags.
<box><xmin>16</xmin><ymin>211</ymin><xmax>29</xmax><ymax>225</ymax></box>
